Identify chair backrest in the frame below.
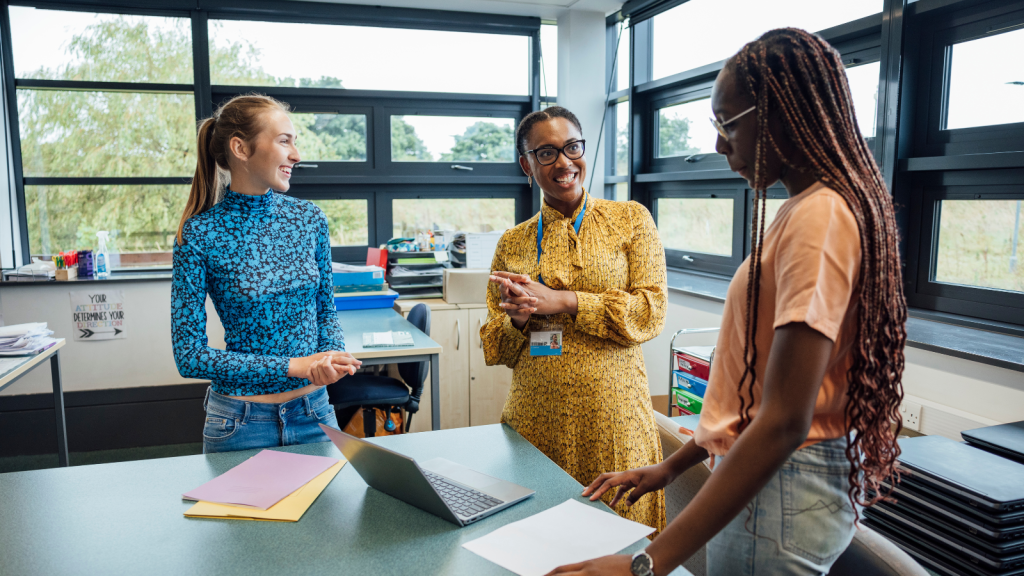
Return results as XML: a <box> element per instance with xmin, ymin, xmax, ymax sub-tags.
<box><xmin>397</xmin><ymin>303</ymin><xmax>430</xmax><ymax>411</ymax></box>
<box><xmin>653</xmin><ymin>411</ymin><xmax>929</xmax><ymax>576</ymax></box>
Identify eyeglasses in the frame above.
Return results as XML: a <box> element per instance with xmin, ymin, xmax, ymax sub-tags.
<box><xmin>526</xmin><ymin>140</ymin><xmax>586</xmax><ymax>166</ymax></box>
<box><xmin>709</xmin><ymin>106</ymin><xmax>756</xmax><ymax>141</ymax></box>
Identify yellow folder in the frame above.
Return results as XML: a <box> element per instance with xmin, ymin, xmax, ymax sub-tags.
<box><xmin>184</xmin><ymin>459</ymin><xmax>346</xmax><ymax>522</ymax></box>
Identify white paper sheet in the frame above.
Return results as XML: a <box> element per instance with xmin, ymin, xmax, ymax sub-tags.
<box><xmin>462</xmin><ymin>499</ymin><xmax>655</xmax><ymax>576</ymax></box>
<box><xmin>465</xmin><ymin>232</ymin><xmax>504</xmax><ymax>270</ymax></box>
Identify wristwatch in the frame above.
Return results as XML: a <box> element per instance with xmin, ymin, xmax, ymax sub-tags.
<box><xmin>630</xmin><ymin>550</ymin><xmax>655</xmax><ymax>576</ymax></box>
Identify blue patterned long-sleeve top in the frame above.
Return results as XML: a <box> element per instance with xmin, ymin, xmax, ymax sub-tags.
<box><xmin>171</xmin><ymin>189</ymin><xmax>344</xmax><ymax>396</ymax></box>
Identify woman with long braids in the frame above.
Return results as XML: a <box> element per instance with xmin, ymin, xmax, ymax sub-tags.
<box><xmin>547</xmin><ymin>28</ymin><xmax>907</xmax><ymax>576</ymax></box>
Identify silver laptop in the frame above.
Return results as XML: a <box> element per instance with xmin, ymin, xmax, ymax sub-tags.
<box><xmin>320</xmin><ymin>424</ymin><xmax>534</xmax><ymax>526</ymax></box>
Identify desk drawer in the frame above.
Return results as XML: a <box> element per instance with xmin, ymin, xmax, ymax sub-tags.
<box><xmin>673</xmin><ymin>388</ymin><xmax>705</xmax><ymax>414</ymax></box>
<box><xmin>672</xmin><ymin>371</ymin><xmax>708</xmax><ymax>397</ymax></box>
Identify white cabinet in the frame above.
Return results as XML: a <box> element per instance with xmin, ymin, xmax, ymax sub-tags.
<box><xmin>395</xmin><ymin>300</ymin><xmax>512</xmax><ymax>433</ymax></box>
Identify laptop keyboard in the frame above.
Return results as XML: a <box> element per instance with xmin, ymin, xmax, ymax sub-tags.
<box><xmin>424</xmin><ymin>471</ymin><xmax>503</xmax><ymax>518</ymax></box>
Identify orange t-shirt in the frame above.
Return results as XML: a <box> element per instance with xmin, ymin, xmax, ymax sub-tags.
<box><xmin>694</xmin><ymin>182</ymin><xmax>861</xmax><ymax>457</ymax></box>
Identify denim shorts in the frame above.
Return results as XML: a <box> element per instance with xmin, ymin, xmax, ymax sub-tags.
<box><xmin>706</xmin><ymin>436</ymin><xmax>858</xmax><ymax>576</ymax></box>
<box><xmin>202</xmin><ymin>386</ymin><xmax>340</xmax><ymax>454</ymax></box>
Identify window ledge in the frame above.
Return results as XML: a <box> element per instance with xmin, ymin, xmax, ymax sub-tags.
<box><xmin>665</xmin><ymin>269</ymin><xmax>1024</xmax><ymax>373</ymax></box>
<box><xmin>0</xmin><ymin>271</ymin><xmax>172</xmax><ymax>285</ymax></box>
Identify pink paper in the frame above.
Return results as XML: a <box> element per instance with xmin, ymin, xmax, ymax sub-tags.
<box><xmin>183</xmin><ymin>450</ymin><xmax>338</xmax><ymax>510</ymax></box>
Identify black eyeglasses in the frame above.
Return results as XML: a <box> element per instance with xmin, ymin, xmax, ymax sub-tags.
<box><xmin>525</xmin><ymin>140</ymin><xmax>586</xmax><ymax>166</ymax></box>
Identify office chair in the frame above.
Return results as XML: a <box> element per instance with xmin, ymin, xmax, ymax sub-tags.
<box><xmin>326</xmin><ymin>303</ymin><xmax>430</xmax><ymax>437</ymax></box>
<box><xmin>653</xmin><ymin>411</ymin><xmax>929</xmax><ymax>576</ymax></box>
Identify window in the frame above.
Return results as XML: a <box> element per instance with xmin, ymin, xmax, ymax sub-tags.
<box><xmin>616</xmin><ymin>23</ymin><xmax>630</xmax><ymax>92</ymax></box>
<box><xmin>657</xmin><ymin>98</ymin><xmax>719</xmax><ymax>158</ymax></box>
<box><xmin>9</xmin><ymin>7</ymin><xmax>192</xmax><ymax>83</ymax></box>
<box><xmin>846</xmin><ymin>61</ymin><xmax>880</xmax><ymax>139</ymax></box>
<box><xmin>18</xmin><ymin>90</ymin><xmax>196</xmax><ymax>177</ymax></box>
<box><xmin>25</xmin><ymin>185</ymin><xmax>188</xmax><ymax>265</ymax></box>
<box><xmin>392</xmin><ymin>198</ymin><xmax>516</xmax><ymax>237</ymax></box>
<box><xmin>935</xmin><ymin>200</ymin><xmax>1024</xmax><ymax>294</ymax></box>
<box><xmin>541</xmin><ymin>23</ymin><xmax>558</xmax><ymax>99</ymax></box>
<box><xmin>614</xmin><ymin>183</ymin><xmax>628</xmax><ymax>202</ymax></box>
<box><xmin>945</xmin><ymin>27</ymin><xmax>1024</xmax><ymax>130</ymax></box>
<box><xmin>209</xmin><ymin>20</ymin><xmax>530</xmax><ymax>95</ymax></box>
<box><xmin>310</xmin><ymin>200</ymin><xmax>369</xmax><ymax>246</ymax></box>
<box><xmin>391</xmin><ymin>116</ymin><xmax>516</xmax><ymax>163</ymax></box>
<box><xmin>292</xmin><ymin>114</ymin><xmax>367</xmax><ymax>162</ymax></box>
<box><xmin>651</xmin><ymin>0</ymin><xmax>882</xmax><ymax>81</ymax></box>
<box><xmin>615</xmin><ymin>102</ymin><xmax>629</xmax><ymax>175</ymax></box>
<box><xmin>658</xmin><ymin>198</ymin><xmax>734</xmax><ymax>256</ymax></box>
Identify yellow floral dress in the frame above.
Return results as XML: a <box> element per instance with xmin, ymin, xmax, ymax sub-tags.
<box><xmin>481</xmin><ymin>194</ymin><xmax>668</xmax><ymax>533</ymax></box>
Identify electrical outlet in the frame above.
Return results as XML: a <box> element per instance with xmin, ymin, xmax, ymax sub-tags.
<box><xmin>901</xmin><ymin>401</ymin><xmax>922</xmax><ymax>432</ymax></box>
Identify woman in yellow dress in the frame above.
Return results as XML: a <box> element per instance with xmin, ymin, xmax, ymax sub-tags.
<box><xmin>481</xmin><ymin>106</ymin><xmax>668</xmax><ymax>533</ymax></box>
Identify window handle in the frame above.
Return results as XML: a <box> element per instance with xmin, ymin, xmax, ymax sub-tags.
<box><xmin>294</xmin><ymin>163</ymin><xmax>318</xmax><ymax>168</ymax></box>
<box><xmin>456</xmin><ymin>319</ymin><xmax>461</xmax><ymax>351</ymax></box>
<box><xmin>682</xmin><ymin>255</ymin><xmax>694</xmax><ymax>263</ymax></box>
<box><xmin>451</xmin><ymin>165</ymin><xmax>474</xmax><ymax>171</ymax></box>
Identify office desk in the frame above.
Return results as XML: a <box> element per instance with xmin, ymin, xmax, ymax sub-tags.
<box><xmin>0</xmin><ymin>424</ymin><xmax>690</xmax><ymax>576</ymax></box>
<box><xmin>0</xmin><ymin>339</ymin><xmax>67</xmax><ymax>467</ymax></box>
<box><xmin>336</xmin><ymin>308</ymin><xmax>442</xmax><ymax>430</ymax></box>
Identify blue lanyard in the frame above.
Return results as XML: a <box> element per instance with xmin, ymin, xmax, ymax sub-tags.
<box><xmin>537</xmin><ymin>193</ymin><xmax>587</xmax><ymax>286</ymax></box>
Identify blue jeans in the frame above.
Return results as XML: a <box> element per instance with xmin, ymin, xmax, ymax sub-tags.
<box><xmin>706</xmin><ymin>436</ymin><xmax>858</xmax><ymax>576</ymax></box>
<box><xmin>202</xmin><ymin>386</ymin><xmax>340</xmax><ymax>454</ymax></box>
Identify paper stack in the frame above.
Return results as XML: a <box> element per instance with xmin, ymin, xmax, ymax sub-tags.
<box><xmin>0</xmin><ymin>323</ymin><xmax>57</xmax><ymax>356</ymax></box>
<box><xmin>183</xmin><ymin>449</ymin><xmax>346</xmax><ymax>522</ymax></box>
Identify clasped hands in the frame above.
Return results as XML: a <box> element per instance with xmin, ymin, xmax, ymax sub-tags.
<box><xmin>287</xmin><ymin>351</ymin><xmax>362</xmax><ymax>387</ymax></box>
<box><xmin>489</xmin><ymin>271</ymin><xmax>578</xmax><ymax>329</ymax></box>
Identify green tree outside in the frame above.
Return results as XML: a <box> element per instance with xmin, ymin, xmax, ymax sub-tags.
<box><xmin>658</xmin><ymin>115</ymin><xmax>701</xmax><ymax>158</ymax></box>
<box><xmin>439</xmin><ymin>121</ymin><xmax>514</xmax><ymax>162</ymax></box>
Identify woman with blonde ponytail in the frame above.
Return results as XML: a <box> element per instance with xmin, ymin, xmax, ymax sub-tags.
<box><xmin>172</xmin><ymin>94</ymin><xmax>362</xmax><ymax>454</ymax></box>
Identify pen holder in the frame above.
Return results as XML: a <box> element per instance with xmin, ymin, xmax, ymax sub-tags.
<box><xmin>55</xmin><ymin>267</ymin><xmax>78</xmax><ymax>281</ymax></box>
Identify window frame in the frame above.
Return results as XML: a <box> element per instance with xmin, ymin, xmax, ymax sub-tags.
<box><xmin>618</xmin><ymin>6</ymin><xmax>885</xmax><ymax>277</ymax></box>
<box><xmin>650</xmin><ymin>181</ymin><xmax>746</xmax><ymax>276</ymax></box>
<box><xmin>1</xmin><ymin>1</ymin><xmax>542</xmax><ymax>267</ymax></box>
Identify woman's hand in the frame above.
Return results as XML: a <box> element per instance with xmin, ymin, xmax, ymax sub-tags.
<box><xmin>583</xmin><ymin>463</ymin><xmax>676</xmax><ymax>508</ymax></box>
<box><xmin>288</xmin><ymin>351</ymin><xmax>362</xmax><ymax>386</ymax></box>
<box><xmin>491</xmin><ymin>271</ymin><xmax>578</xmax><ymax>317</ymax></box>
<box><xmin>545</xmin><ymin>554</ymin><xmax>632</xmax><ymax>576</ymax></box>
<box><xmin>490</xmin><ymin>274</ymin><xmax>538</xmax><ymax>330</ymax></box>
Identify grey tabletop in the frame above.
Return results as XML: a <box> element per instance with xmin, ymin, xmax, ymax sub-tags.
<box><xmin>335</xmin><ymin>308</ymin><xmax>442</xmax><ymax>360</ymax></box>
<box><xmin>0</xmin><ymin>424</ymin><xmax>662</xmax><ymax>576</ymax></box>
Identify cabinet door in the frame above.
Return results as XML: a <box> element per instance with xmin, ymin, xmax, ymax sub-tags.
<box><xmin>431</xmin><ymin>308</ymin><xmax>471</xmax><ymax>429</ymax></box>
<box><xmin>468</xmin><ymin>308</ymin><xmax>514</xmax><ymax>426</ymax></box>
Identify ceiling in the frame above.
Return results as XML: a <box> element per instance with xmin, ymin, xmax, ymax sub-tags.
<box><xmin>299</xmin><ymin>0</ymin><xmax>624</xmax><ymax>20</ymax></box>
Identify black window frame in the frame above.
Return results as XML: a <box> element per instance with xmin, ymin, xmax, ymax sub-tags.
<box><xmin>615</xmin><ymin>5</ymin><xmax>885</xmax><ymax>277</ymax></box>
<box><xmin>1</xmin><ymin>0</ymin><xmax>541</xmax><ymax>267</ymax></box>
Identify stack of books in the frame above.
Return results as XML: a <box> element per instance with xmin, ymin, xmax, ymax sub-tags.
<box><xmin>670</xmin><ymin>346</ymin><xmax>714</xmax><ymax>417</ymax></box>
<box><xmin>182</xmin><ymin>450</ymin><xmax>345</xmax><ymax>522</ymax></box>
<box><xmin>0</xmin><ymin>322</ymin><xmax>57</xmax><ymax>356</ymax></box>
<box><xmin>331</xmin><ymin>263</ymin><xmax>398</xmax><ymax>311</ymax></box>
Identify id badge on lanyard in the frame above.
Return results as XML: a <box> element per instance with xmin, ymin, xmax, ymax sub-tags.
<box><xmin>530</xmin><ymin>319</ymin><xmax>563</xmax><ymax>357</ymax></box>
<box><xmin>529</xmin><ymin>192</ymin><xmax>586</xmax><ymax>358</ymax></box>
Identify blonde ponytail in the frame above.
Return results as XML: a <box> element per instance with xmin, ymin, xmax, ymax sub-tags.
<box><xmin>176</xmin><ymin>94</ymin><xmax>290</xmax><ymax>245</ymax></box>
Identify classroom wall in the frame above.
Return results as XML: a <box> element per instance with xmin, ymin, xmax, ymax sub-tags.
<box><xmin>0</xmin><ymin>282</ymin><xmax>225</xmax><ymax>395</ymax></box>
<box><xmin>556</xmin><ymin>9</ymin><xmax>606</xmax><ymax>194</ymax></box>
<box><xmin>640</xmin><ymin>290</ymin><xmax>1024</xmax><ymax>439</ymax></box>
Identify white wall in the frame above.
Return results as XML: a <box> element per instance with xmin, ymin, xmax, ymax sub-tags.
<box><xmin>0</xmin><ymin>282</ymin><xmax>224</xmax><ymax>395</ymax></box>
<box><xmin>556</xmin><ymin>9</ymin><xmax>606</xmax><ymax>195</ymax></box>
<box><xmin>640</xmin><ymin>290</ymin><xmax>1024</xmax><ymax>439</ymax></box>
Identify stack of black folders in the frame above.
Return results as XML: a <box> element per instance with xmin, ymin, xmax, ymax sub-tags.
<box><xmin>863</xmin><ymin>429</ymin><xmax>1024</xmax><ymax>576</ymax></box>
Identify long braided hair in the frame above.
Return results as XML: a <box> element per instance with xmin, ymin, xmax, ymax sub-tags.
<box><xmin>731</xmin><ymin>28</ymin><xmax>907</xmax><ymax>512</ymax></box>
